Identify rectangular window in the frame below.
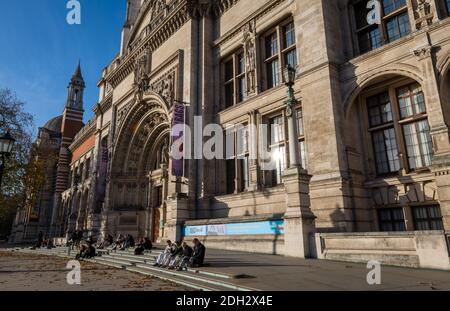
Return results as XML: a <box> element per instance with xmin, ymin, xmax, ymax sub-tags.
<box><xmin>385</xmin><ymin>13</ymin><xmax>411</xmax><ymax>42</ymax></box>
<box><xmin>412</xmin><ymin>206</ymin><xmax>444</xmax><ymax>231</ymax></box>
<box><xmin>372</xmin><ymin>128</ymin><xmax>401</xmax><ymax>175</ymax></box>
<box><xmin>269</xmin><ymin>116</ymin><xmax>286</xmax><ymax>186</ymax></box>
<box><xmin>264</xmin><ymin>20</ymin><xmax>297</xmax><ymax>90</ymax></box>
<box><xmin>222</xmin><ymin>51</ymin><xmax>246</xmax><ymax>109</ymax></box>
<box><xmin>367</xmin><ymin>92</ymin><xmax>393</xmax><ymax>127</ymax></box>
<box><xmin>226</xmin><ymin>159</ymin><xmax>236</xmax><ymax>195</ymax></box>
<box><xmin>382</xmin><ymin>0</ymin><xmax>406</xmax><ymax>15</ymax></box>
<box><xmin>378</xmin><ymin>208</ymin><xmax>406</xmax><ymax>232</ymax></box>
<box><xmin>266</xmin><ymin>32</ymin><xmax>278</xmax><ymax>57</ymax></box>
<box><xmin>403</xmin><ymin>120</ymin><xmax>433</xmax><ymax>170</ymax></box>
<box><xmin>354</xmin><ymin>0</ymin><xmax>409</xmax><ymax>54</ymax></box>
<box><xmin>447</xmin><ymin>0</ymin><xmax>450</xmax><ymax>15</ymax></box>
<box><xmin>296</xmin><ymin>109</ymin><xmax>307</xmax><ymax>169</ymax></box>
<box><xmin>358</xmin><ymin>27</ymin><xmax>382</xmax><ymax>54</ymax></box>
<box><xmin>397</xmin><ymin>83</ymin><xmax>426</xmax><ymax>119</ymax></box>
<box><xmin>267</xmin><ymin>59</ymin><xmax>280</xmax><ymax>89</ymax></box>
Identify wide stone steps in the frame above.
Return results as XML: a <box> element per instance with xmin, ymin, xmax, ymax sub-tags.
<box><xmin>9</xmin><ymin>247</ymin><xmax>256</xmax><ymax>291</ymax></box>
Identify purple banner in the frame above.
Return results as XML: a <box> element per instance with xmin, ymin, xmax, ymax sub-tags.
<box><xmin>171</xmin><ymin>102</ymin><xmax>185</xmax><ymax>177</ymax></box>
<box><xmin>96</xmin><ymin>142</ymin><xmax>108</xmax><ymax>203</ymax></box>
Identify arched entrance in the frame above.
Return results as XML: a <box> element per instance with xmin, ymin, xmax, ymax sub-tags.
<box><xmin>108</xmin><ymin>92</ymin><xmax>172</xmax><ymax>241</ymax></box>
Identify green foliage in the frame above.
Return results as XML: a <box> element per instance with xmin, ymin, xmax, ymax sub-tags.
<box><xmin>0</xmin><ymin>88</ymin><xmax>34</xmax><ymax>237</ymax></box>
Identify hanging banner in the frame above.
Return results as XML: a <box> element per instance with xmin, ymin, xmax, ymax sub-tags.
<box><xmin>171</xmin><ymin>102</ymin><xmax>185</xmax><ymax>177</ymax></box>
<box><xmin>95</xmin><ymin>141</ymin><xmax>108</xmax><ymax>205</ymax></box>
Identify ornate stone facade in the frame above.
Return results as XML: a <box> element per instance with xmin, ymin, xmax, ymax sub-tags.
<box><xmin>13</xmin><ymin>1</ymin><xmax>450</xmax><ymax>264</ymax></box>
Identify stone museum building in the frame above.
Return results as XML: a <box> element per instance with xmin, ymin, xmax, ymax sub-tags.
<box><xmin>11</xmin><ymin>0</ymin><xmax>450</xmax><ymax>269</ymax></box>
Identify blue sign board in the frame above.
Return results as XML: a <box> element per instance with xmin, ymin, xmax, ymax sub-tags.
<box><xmin>183</xmin><ymin>220</ymin><xmax>284</xmax><ymax>237</ymax></box>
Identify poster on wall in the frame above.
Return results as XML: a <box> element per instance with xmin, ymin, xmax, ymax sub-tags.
<box><xmin>171</xmin><ymin>102</ymin><xmax>185</xmax><ymax>177</ymax></box>
<box><xmin>184</xmin><ymin>220</ymin><xmax>285</xmax><ymax>237</ymax></box>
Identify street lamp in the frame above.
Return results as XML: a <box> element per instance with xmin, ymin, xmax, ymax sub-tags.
<box><xmin>0</xmin><ymin>131</ymin><xmax>16</xmax><ymax>189</ymax></box>
<box><xmin>283</xmin><ymin>64</ymin><xmax>302</xmax><ymax>169</ymax></box>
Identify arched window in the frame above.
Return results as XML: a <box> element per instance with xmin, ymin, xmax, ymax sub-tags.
<box><xmin>363</xmin><ymin>81</ymin><xmax>433</xmax><ymax>176</ymax></box>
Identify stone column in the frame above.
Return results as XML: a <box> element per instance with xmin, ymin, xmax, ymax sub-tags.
<box><xmin>248</xmin><ymin>110</ymin><xmax>259</xmax><ymax>191</ymax></box>
<box><xmin>413</xmin><ymin>33</ymin><xmax>450</xmax><ymax>230</ymax></box>
<box><xmin>164</xmin><ymin>193</ymin><xmax>189</xmax><ymax>242</ymax></box>
<box><xmin>283</xmin><ymin>167</ymin><xmax>316</xmax><ymax>258</ymax></box>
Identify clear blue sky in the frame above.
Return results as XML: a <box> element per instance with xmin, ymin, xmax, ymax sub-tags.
<box><xmin>0</xmin><ymin>0</ymin><xmax>126</xmax><ymax>132</ymax></box>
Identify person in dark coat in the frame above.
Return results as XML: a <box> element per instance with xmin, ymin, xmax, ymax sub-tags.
<box><xmin>177</xmin><ymin>242</ymin><xmax>194</xmax><ymax>271</ymax></box>
<box><xmin>190</xmin><ymin>238</ymin><xmax>206</xmax><ymax>267</ymax></box>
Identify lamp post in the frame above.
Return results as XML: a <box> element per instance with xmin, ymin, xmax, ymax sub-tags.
<box><xmin>0</xmin><ymin>131</ymin><xmax>16</xmax><ymax>189</ymax></box>
<box><xmin>283</xmin><ymin>64</ymin><xmax>301</xmax><ymax>169</ymax></box>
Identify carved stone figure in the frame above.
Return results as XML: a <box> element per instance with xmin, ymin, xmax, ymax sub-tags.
<box><xmin>243</xmin><ymin>21</ymin><xmax>257</xmax><ymax>96</ymax></box>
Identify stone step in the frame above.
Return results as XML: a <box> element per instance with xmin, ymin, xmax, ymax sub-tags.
<box><xmin>125</xmin><ymin>266</ymin><xmax>218</xmax><ymax>291</ymax></box>
<box><xmin>101</xmin><ymin>254</ymin><xmax>150</xmax><ymax>265</ymax></box>
<box><xmin>134</xmin><ymin>264</ymin><xmax>254</xmax><ymax>291</ymax></box>
<box><xmin>90</xmin><ymin>257</ymin><xmax>134</xmax><ymax>267</ymax></box>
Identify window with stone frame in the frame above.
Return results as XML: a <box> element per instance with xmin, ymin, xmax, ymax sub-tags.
<box><xmin>365</xmin><ymin>81</ymin><xmax>434</xmax><ymax>177</ymax></box>
<box><xmin>263</xmin><ymin>20</ymin><xmax>297</xmax><ymax>90</ymax></box>
<box><xmin>412</xmin><ymin>205</ymin><xmax>444</xmax><ymax>230</ymax></box>
<box><xmin>222</xmin><ymin>50</ymin><xmax>246</xmax><ymax>109</ymax></box>
<box><xmin>353</xmin><ymin>0</ymin><xmax>411</xmax><ymax>55</ymax></box>
<box><xmin>378</xmin><ymin>207</ymin><xmax>406</xmax><ymax>232</ymax></box>
<box><xmin>85</xmin><ymin>158</ymin><xmax>91</xmax><ymax>179</ymax></box>
<box><xmin>267</xmin><ymin>115</ymin><xmax>286</xmax><ymax>187</ymax></box>
<box><xmin>224</xmin><ymin>124</ymin><xmax>251</xmax><ymax>194</ymax></box>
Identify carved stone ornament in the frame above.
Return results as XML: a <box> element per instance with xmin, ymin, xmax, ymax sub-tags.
<box><xmin>243</xmin><ymin>20</ymin><xmax>257</xmax><ymax>97</ymax></box>
<box><xmin>149</xmin><ymin>69</ymin><xmax>176</xmax><ymax>104</ymax></box>
<box><xmin>186</xmin><ymin>0</ymin><xmax>221</xmax><ymax>19</ymax></box>
<box><xmin>415</xmin><ymin>0</ymin><xmax>434</xmax><ymax>30</ymax></box>
<box><xmin>134</xmin><ymin>49</ymin><xmax>152</xmax><ymax>100</ymax></box>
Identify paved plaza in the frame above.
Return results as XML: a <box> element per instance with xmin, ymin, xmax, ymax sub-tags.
<box><xmin>0</xmin><ymin>250</ymin><xmax>189</xmax><ymax>291</ymax></box>
<box><xmin>1</xmin><ymin>243</ymin><xmax>450</xmax><ymax>291</ymax></box>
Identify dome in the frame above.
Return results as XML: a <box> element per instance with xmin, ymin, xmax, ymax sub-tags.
<box><xmin>43</xmin><ymin>115</ymin><xmax>63</xmax><ymax>133</ymax></box>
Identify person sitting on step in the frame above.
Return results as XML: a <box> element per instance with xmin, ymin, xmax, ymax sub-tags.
<box><xmin>189</xmin><ymin>238</ymin><xmax>206</xmax><ymax>268</ymax></box>
<box><xmin>134</xmin><ymin>237</ymin><xmax>152</xmax><ymax>255</ymax></box>
<box><xmin>154</xmin><ymin>240</ymin><xmax>173</xmax><ymax>267</ymax></box>
<box><xmin>167</xmin><ymin>241</ymin><xmax>183</xmax><ymax>270</ymax></box>
<box><xmin>176</xmin><ymin>241</ymin><xmax>194</xmax><ymax>271</ymax></box>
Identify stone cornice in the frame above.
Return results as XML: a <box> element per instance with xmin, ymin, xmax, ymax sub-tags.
<box><xmin>69</xmin><ymin>118</ymin><xmax>97</xmax><ymax>152</ymax></box>
<box><xmin>106</xmin><ymin>0</ymin><xmax>242</xmax><ymax>89</ymax></box>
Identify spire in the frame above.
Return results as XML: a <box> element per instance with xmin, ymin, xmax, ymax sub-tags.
<box><xmin>66</xmin><ymin>61</ymin><xmax>85</xmax><ymax>110</ymax></box>
<box><xmin>71</xmin><ymin>60</ymin><xmax>84</xmax><ymax>82</ymax></box>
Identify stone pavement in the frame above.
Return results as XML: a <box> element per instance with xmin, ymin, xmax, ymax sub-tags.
<box><xmin>2</xmin><ymin>242</ymin><xmax>450</xmax><ymax>291</ymax></box>
<box><xmin>0</xmin><ymin>250</ymin><xmax>190</xmax><ymax>291</ymax></box>
<box><xmin>189</xmin><ymin>248</ymin><xmax>450</xmax><ymax>291</ymax></box>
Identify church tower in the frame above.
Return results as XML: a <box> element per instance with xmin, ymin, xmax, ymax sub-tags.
<box><xmin>50</xmin><ymin>62</ymin><xmax>85</xmax><ymax>236</ymax></box>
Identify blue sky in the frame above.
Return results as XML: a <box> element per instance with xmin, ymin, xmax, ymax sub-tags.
<box><xmin>0</xmin><ymin>0</ymin><xmax>126</xmax><ymax>133</ymax></box>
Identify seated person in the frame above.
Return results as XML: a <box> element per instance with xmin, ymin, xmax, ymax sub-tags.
<box><xmin>112</xmin><ymin>234</ymin><xmax>124</xmax><ymax>251</ymax></box>
<box><xmin>134</xmin><ymin>237</ymin><xmax>153</xmax><ymax>255</ymax></box>
<box><xmin>167</xmin><ymin>241</ymin><xmax>183</xmax><ymax>270</ymax></box>
<box><xmin>82</xmin><ymin>243</ymin><xmax>96</xmax><ymax>259</ymax></box>
<box><xmin>155</xmin><ymin>240</ymin><xmax>173</xmax><ymax>267</ymax></box>
<box><xmin>189</xmin><ymin>238</ymin><xmax>206</xmax><ymax>267</ymax></box>
<box><xmin>176</xmin><ymin>242</ymin><xmax>193</xmax><ymax>271</ymax></box>
<box><xmin>75</xmin><ymin>245</ymin><xmax>87</xmax><ymax>260</ymax></box>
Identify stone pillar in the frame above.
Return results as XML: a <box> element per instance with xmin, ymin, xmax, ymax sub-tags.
<box><xmin>248</xmin><ymin>110</ymin><xmax>259</xmax><ymax>191</ymax></box>
<box><xmin>413</xmin><ymin>33</ymin><xmax>450</xmax><ymax>230</ymax></box>
<box><xmin>164</xmin><ymin>194</ymin><xmax>189</xmax><ymax>242</ymax></box>
<box><xmin>283</xmin><ymin>167</ymin><xmax>316</xmax><ymax>258</ymax></box>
